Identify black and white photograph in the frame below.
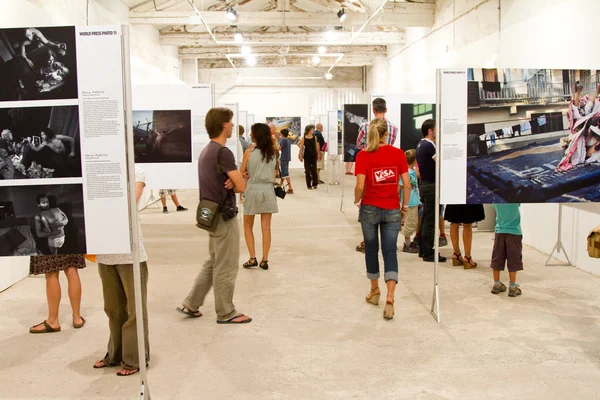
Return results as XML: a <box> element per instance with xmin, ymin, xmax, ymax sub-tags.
<box><xmin>0</xmin><ymin>105</ymin><xmax>81</xmax><ymax>180</ymax></box>
<box><xmin>0</xmin><ymin>26</ymin><xmax>78</xmax><ymax>102</ymax></box>
<box><xmin>0</xmin><ymin>183</ymin><xmax>86</xmax><ymax>256</ymax></box>
<box><xmin>400</xmin><ymin>103</ymin><xmax>436</xmax><ymax>152</ymax></box>
<box><xmin>133</xmin><ymin>109</ymin><xmax>192</xmax><ymax>163</ymax></box>
<box><xmin>343</xmin><ymin>104</ymin><xmax>369</xmax><ymax>162</ymax></box>
<box><xmin>466</xmin><ymin>68</ymin><xmax>600</xmax><ymax>203</ymax></box>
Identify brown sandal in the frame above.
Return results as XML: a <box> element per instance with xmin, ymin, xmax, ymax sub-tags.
<box><xmin>463</xmin><ymin>256</ymin><xmax>477</xmax><ymax>269</ymax></box>
<box><xmin>29</xmin><ymin>320</ymin><xmax>61</xmax><ymax>334</ymax></box>
<box><xmin>452</xmin><ymin>253</ymin><xmax>464</xmax><ymax>266</ymax></box>
<box><xmin>73</xmin><ymin>317</ymin><xmax>86</xmax><ymax>329</ymax></box>
<box><xmin>365</xmin><ymin>289</ymin><xmax>380</xmax><ymax>305</ymax></box>
<box><xmin>383</xmin><ymin>300</ymin><xmax>395</xmax><ymax>320</ymax></box>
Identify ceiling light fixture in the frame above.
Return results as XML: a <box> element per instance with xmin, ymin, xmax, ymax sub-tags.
<box><xmin>325</xmin><ymin>29</ymin><xmax>337</xmax><ymax>42</ymax></box>
<box><xmin>226</xmin><ymin>7</ymin><xmax>237</xmax><ymax>21</ymax></box>
<box><xmin>312</xmin><ymin>56</ymin><xmax>321</xmax><ymax>65</ymax></box>
<box><xmin>325</xmin><ymin>72</ymin><xmax>333</xmax><ymax>80</ymax></box>
<box><xmin>246</xmin><ymin>55</ymin><xmax>257</xmax><ymax>66</ymax></box>
<box><xmin>337</xmin><ymin>8</ymin><xmax>347</xmax><ymax>23</ymax></box>
<box><xmin>241</xmin><ymin>45</ymin><xmax>251</xmax><ymax>55</ymax></box>
<box><xmin>234</xmin><ymin>30</ymin><xmax>243</xmax><ymax>43</ymax></box>
<box><xmin>318</xmin><ymin>46</ymin><xmax>327</xmax><ymax>54</ymax></box>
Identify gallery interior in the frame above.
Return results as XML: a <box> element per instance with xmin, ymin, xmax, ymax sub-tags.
<box><xmin>1</xmin><ymin>0</ymin><xmax>600</xmax><ymax>399</ymax></box>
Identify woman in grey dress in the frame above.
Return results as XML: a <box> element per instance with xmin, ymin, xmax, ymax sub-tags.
<box><xmin>240</xmin><ymin>123</ymin><xmax>279</xmax><ymax>270</ymax></box>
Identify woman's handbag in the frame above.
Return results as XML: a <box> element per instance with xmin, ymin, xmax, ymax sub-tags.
<box><xmin>274</xmin><ymin>163</ymin><xmax>287</xmax><ymax>199</ymax></box>
<box><xmin>321</xmin><ymin>141</ymin><xmax>328</xmax><ymax>152</ymax></box>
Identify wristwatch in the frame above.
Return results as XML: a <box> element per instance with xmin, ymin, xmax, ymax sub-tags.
<box><xmin>402</xmin><ymin>205</ymin><xmax>409</xmax><ymax>210</ymax></box>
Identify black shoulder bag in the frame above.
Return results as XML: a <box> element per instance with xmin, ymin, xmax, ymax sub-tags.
<box><xmin>196</xmin><ymin>147</ymin><xmax>235</xmax><ymax>232</ymax></box>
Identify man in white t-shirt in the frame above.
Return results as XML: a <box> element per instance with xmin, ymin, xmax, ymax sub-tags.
<box><xmin>93</xmin><ymin>165</ymin><xmax>150</xmax><ymax>377</ymax></box>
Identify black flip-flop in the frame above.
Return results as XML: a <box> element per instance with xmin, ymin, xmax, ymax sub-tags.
<box><xmin>29</xmin><ymin>320</ymin><xmax>61</xmax><ymax>334</ymax></box>
<box><xmin>216</xmin><ymin>314</ymin><xmax>252</xmax><ymax>324</ymax></box>
<box><xmin>176</xmin><ymin>306</ymin><xmax>202</xmax><ymax>318</ymax></box>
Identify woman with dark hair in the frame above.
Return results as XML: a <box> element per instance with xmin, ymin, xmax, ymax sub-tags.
<box><xmin>240</xmin><ymin>123</ymin><xmax>279</xmax><ymax>270</ymax></box>
<box><xmin>354</xmin><ymin>118</ymin><xmax>410</xmax><ymax>320</ymax></box>
<box><xmin>298</xmin><ymin>124</ymin><xmax>321</xmax><ymax>190</ymax></box>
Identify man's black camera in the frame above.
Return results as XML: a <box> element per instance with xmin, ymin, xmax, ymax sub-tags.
<box><xmin>220</xmin><ymin>203</ymin><xmax>237</xmax><ymax>221</ymax></box>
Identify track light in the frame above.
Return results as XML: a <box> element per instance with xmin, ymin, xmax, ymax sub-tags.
<box><xmin>337</xmin><ymin>8</ymin><xmax>347</xmax><ymax>22</ymax></box>
<box><xmin>234</xmin><ymin>31</ymin><xmax>243</xmax><ymax>43</ymax></box>
<box><xmin>226</xmin><ymin>7</ymin><xmax>237</xmax><ymax>21</ymax></box>
<box><xmin>318</xmin><ymin>46</ymin><xmax>327</xmax><ymax>54</ymax></box>
<box><xmin>246</xmin><ymin>55</ymin><xmax>257</xmax><ymax>66</ymax></box>
<box><xmin>241</xmin><ymin>45</ymin><xmax>251</xmax><ymax>55</ymax></box>
<box><xmin>325</xmin><ymin>29</ymin><xmax>337</xmax><ymax>42</ymax></box>
<box><xmin>325</xmin><ymin>72</ymin><xmax>333</xmax><ymax>80</ymax></box>
<box><xmin>312</xmin><ymin>56</ymin><xmax>320</xmax><ymax>65</ymax></box>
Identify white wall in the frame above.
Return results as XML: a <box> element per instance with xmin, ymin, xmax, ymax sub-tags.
<box><xmin>384</xmin><ymin>0</ymin><xmax>600</xmax><ymax>275</ymax></box>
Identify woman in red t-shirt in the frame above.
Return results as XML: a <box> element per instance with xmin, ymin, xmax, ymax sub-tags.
<box><xmin>354</xmin><ymin>118</ymin><xmax>411</xmax><ymax>320</ymax></box>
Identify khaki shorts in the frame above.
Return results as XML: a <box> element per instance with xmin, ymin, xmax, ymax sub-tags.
<box><xmin>317</xmin><ymin>158</ymin><xmax>325</xmax><ymax>170</ymax></box>
<box><xmin>401</xmin><ymin>206</ymin><xmax>418</xmax><ymax>238</ymax></box>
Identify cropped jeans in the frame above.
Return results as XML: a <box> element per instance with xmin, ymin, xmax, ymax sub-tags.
<box><xmin>359</xmin><ymin>204</ymin><xmax>401</xmax><ymax>283</ymax></box>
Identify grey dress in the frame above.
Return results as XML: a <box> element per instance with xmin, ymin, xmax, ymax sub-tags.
<box><xmin>244</xmin><ymin>149</ymin><xmax>279</xmax><ymax>215</ymax></box>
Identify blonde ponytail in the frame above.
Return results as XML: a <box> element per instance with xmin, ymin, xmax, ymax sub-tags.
<box><xmin>366</xmin><ymin>118</ymin><xmax>388</xmax><ymax>152</ymax></box>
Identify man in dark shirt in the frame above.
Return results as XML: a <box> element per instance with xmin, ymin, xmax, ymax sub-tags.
<box><xmin>179</xmin><ymin>107</ymin><xmax>252</xmax><ymax>324</ymax></box>
<box><xmin>416</xmin><ymin>119</ymin><xmax>446</xmax><ymax>262</ymax></box>
<box><xmin>314</xmin><ymin>123</ymin><xmax>326</xmax><ymax>184</ymax></box>
<box><xmin>278</xmin><ymin>129</ymin><xmax>294</xmax><ymax>193</ymax></box>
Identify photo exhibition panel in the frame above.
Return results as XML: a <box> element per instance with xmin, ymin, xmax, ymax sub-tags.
<box><xmin>0</xmin><ymin>25</ymin><xmax>132</xmax><ymax>256</ymax></box>
<box><xmin>439</xmin><ymin>68</ymin><xmax>600</xmax><ymax>205</ymax></box>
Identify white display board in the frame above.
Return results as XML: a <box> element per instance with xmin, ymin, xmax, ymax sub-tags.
<box><xmin>132</xmin><ymin>84</ymin><xmax>197</xmax><ymax>189</ymax></box>
<box><xmin>217</xmin><ymin>103</ymin><xmax>240</xmax><ymax>163</ymax></box>
<box><xmin>247</xmin><ymin>114</ymin><xmax>255</xmax><ymax>139</ymax></box>
<box><xmin>327</xmin><ymin>110</ymin><xmax>340</xmax><ymax>156</ymax></box>
<box><xmin>191</xmin><ymin>84</ymin><xmax>213</xmax><ymax>162</ymax></box>
<box><xmin>0</xmin><ymin>25</ymin><xmax>130</xmax><ymax>256</ymax></box>
<box><xmin>438</xmin><ymin>70</ymin><xmax>468</xmax><ymax>205</ymax></box>
<box><xmin>238</xmin><ymin>110</ymin><xmax>248</xmax><ymax>135</ymax></box>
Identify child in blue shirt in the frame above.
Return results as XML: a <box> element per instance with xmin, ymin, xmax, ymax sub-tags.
<box><xmin>490</xmin><ymin>204</ymin><xmax>523</xmax><ymax>297</ymax></box>
<box><xmin>400</xmin><ymin>150</ymin><xmax>421</xmax><ymax>253</ymax></box>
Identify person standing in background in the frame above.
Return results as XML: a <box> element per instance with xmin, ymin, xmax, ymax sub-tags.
<box><xmin>315</xmin><ymin>123</ymin><xmax>326</xmax><ymax>184</ymax></box>
<box><xmin>298</xmin><ymin>125</ymin><xmax>321</xmax><ymax>190</ymax></box>
<box><xmin>278</xmin><ymin>129</ymin><xmax>293</xmax><ymax>194</ymax></box>
<box><xmin>238</xmin><ymin>125</ymin><xmax>250</xmax><ymax>153</ymax></box>
<box><xmin>490</xmin><ymin>204</ymin><xmax>523</xmax><ymax>297</ymax></box>
<box><xmin>159</xmin><ymin>189</ymin><xmax>187</xmax><ymax>214</ymax></box>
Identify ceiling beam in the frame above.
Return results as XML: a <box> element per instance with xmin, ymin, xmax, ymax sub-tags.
<box><xmin>180</xmin><ymin>45</ymin><xmax>387</xmax><ymax>59</ymax></box>
<box><xmin>129</xmin><ymin>5</ymin><xmax>434</xmax><ymax>27</ymax></box>
<box><xmin>197</xmin><ymin>56</ymin><xmax>377</xmax><ymax>68</ymax></box>
<box><xmin>161</xmin><ymin>31</ymin><xmax>405</xmax><ymax>46</ymax></box>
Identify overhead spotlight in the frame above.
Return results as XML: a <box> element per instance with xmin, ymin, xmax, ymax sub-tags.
<box><xmin>325</xmin><ymin>72</ymin><xmax>333</xmax><ymax>80</ymax></box>
<box><xmin>312</xmin><ymin>56</ymin><xmax>321</xmax><ymax>65</ymax></box>
<box><xmin>325</xmin><ymin>29</ymin><xmax>337</xmax><ymax>42</ymax></box>
<box><xmin>337</xmin><ymin>8</ymin><xmax>347</xmax><ymax>23</ymax></box>
<box><xmin>241</xmin><ymin>45</ymin><xmax>251</xmax><ymax>55</ymax></box>
<box><xmin>246</xmin><ymin>55</ymin><xmax>257</xmax><ymax>66</ymax></box>
<box><xmin>226</xmin><ymin>7</ymin><xmax>237</xmax><ymax>21</ymax></box>
<box><xmin>234</xmin><ymin>31</ymin><xmax>243</xmax><ymax>43</ymax></box>
<box><xmin>280</xmin><ymin>56</ymin><xmax>287</xmax><ymax>66</ymax></box>
<box><xmin>318</xmin><ymin>46</ymin><xmax>327</xmax><ymax>54</ymax></box>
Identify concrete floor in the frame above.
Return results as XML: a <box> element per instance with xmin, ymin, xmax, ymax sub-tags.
<box><xmin>1</xmin><ymin>170</ymin><xmax>599</xmax><ymax>399</ymax></box>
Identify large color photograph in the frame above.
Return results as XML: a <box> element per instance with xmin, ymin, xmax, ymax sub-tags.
<box><xmin>266</xmin><ymin>117</ymin><xmax>301</xmax><ymax>144</ymax></box>
<box><xmin>343</xmin><ymin>104</ymin><xmax>368</xmax><ymax>162</ymax></box>
<box><xmin>133</xmin><ymin>109</ymin><xmax>192</xmax><ymax>163</ymax></box>
<box><xmin>0</xmin><ymin>26</ymin><xmax>78</xmax><ymax>102</ymax></box>
<box><xmin>0</xmin><ymin>184</ymin><xmax>86</xmax><ymax>256</ymax></box>
<box><xmin>0</xmin><ymin>105</ymin><xmax>81</xmax><ymax>179</ymax></box>
<box><xmin>400</xmin><ymin>103</ymin><xmax>436</xmax><ymax>152</ymax></box>
<box><xmin>466</xmin><ymin>68</ymin><xmax>600</xmax><ymax>203</ymax></box>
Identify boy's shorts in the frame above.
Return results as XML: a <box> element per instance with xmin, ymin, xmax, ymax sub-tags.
<box><xmin>491</xmin><ymin>233</ymin><xmax>523</xmax><ymax>272</ymax></box>
<box><xmin>401</xmin><ymin>206</ymin><xmax>418</xmax><ymax>237</ymax></box>
<box><xmin>280</xmin><ymin>161</ymin><xmax>289</xmax><ymax>178</ymax></box>
<box><xmin>159</xmin><ymin>189</ymin><xmax>176</xmax><ymax>197</ymax></box>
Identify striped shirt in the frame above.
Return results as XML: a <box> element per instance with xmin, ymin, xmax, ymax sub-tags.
<box><xmin>356</xmin><ymin>119</ymin><xmax>399</xmax><ymax>150</ymax></box>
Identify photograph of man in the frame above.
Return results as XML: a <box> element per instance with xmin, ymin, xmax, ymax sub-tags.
<box><xmin>0</xmin><ymin>26</ymin><xmax>78</xmax><ymax>102</ymax></box>
<box><xmin>133</xmin><ymin>110</ymin><xmax>192</xmax><ymax>163</ymax></box>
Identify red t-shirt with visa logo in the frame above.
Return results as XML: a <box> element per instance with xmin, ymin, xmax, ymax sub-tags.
<box><xmin>355</xmin><ymin>145</ymin><xmax>408</xmax><ymax>210</ymax></box>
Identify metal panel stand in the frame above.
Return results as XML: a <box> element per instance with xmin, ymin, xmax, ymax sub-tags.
<box><xmin>545</xmin><ymin>204</ymin><xmax>572</xmax><ymax>266</ymax></box>
<box><xmin>431</xmin><ymin>71</ymin><xmax>442</xmax><ymax>324</ymax></box>
<box><xmin>141</xmin><ymin>189</ymin><xmax>161</xmax><ymax>211</ymax></box>
<box><xmin>122</xmin><ymin>26</ymin><xmax>151</xmax><ymax>400</ymax></box>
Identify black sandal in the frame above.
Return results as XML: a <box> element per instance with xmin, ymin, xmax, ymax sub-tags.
<box><xmin>243</xmin><ymin>258</ymin><xmax>258</xmax><ymax>268</ymax></box>
<box><xmin>452</xmin><ymin>253</ymin><xmax>464</xmax><ymax>266</ymax></box>
<box><xmin>259</xmin><ymin>260</ymin><xmax>269</xmax><ymax>270</ymax></box>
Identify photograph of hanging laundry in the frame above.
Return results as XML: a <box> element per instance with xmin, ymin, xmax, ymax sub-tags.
<box><xmin>466</xmin><ymin>69</ymin><xmax>600</xmax><ymax>204</ymax></box>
